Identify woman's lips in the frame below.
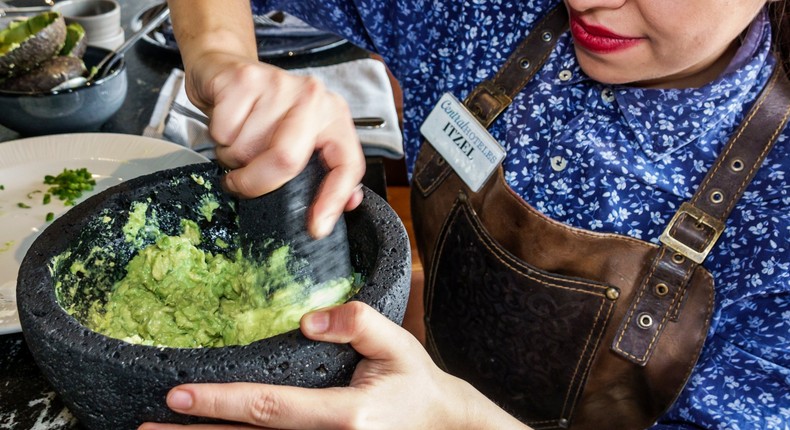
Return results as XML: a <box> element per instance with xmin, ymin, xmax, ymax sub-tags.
<box><xmin>569</xmin><ymin>14</ymin><xmax>643</xmax><ymax>54</ymax></box>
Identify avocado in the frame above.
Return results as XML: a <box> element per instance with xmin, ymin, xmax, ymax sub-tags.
<box><xmin>0</xmin><ymin>55</ymin><xmax>86</xmax><ymax>92</ymax></box>
<box><xmin>59</xmin><ymin>23</ymin><xmax>87</xmax><ymax>58</ymax></box>
<box><xmin>0</xmin><ymin>12</ymin><xmax>67</xmax><ymax>79</ymax></box>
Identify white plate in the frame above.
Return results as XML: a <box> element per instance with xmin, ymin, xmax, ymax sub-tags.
<box><xmin>0</xmin><ymin>133</ymin><xmax>209</xmax><ymax>334</ymax></box>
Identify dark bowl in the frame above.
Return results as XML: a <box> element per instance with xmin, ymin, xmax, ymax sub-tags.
<box><xmin>16</xmin><ymin>162</ymin><xmax>411</xmax><ymax>429</ymax></box>
<box><xmin>0</xmin><ymin>46</ymin><xmax>127</xmax><ymax>136</ymax></box>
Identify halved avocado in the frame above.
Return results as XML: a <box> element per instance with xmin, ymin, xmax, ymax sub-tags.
<box><xmin>0</xmin><ymin>12</ymin><xmax>67</xmax><ymax>79</ymax></box>
<box><xmin>59</xmin><ymin>23</ymin><xmax>87</xmax><ymax>58</ymax></box>
<box><xmin>0</xmin><ymin>55</ymin><xmax>86</xmax><ymax>92</ymax></box>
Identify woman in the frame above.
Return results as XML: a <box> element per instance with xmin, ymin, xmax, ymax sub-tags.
<box><xmin>141</xmin><ymin>0</ymin><xmax>790</xmax><ymax>428</ymax></box>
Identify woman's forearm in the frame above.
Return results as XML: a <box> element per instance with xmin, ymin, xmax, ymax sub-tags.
<box><xmin>166</xmin><ymin>0</ymin><xmax>258</xmax><ymax>70</ymax></box>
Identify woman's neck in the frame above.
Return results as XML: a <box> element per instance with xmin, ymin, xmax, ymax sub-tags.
<box><xmin>638</xmin><ymin>41</ymin><xmax>740</xmax><ymax>89</ymax></box>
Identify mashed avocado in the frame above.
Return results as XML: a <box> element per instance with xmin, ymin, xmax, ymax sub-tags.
<box><xmin>83</xmin><ymin>209</ymin><xmax>357</xmax><ymax>348</ymax></box>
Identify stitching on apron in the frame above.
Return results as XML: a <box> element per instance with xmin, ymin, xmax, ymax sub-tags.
<box><xmin>492</xmin><ymin>6</ymin><xmax>561</xmax><ymax>86</ymax></box>
<box><xmin>725</xmin><ymin>79</ymin><xmax>789</xmax><ymax>214</ymax></box>
<box><xmin>691</xmin><ymin>71</ymin><xmax>776</xmax><ymax>208</ymax></box>
<box><xmin>415</xmin><ymin>144</ymin><xmax>452</xmax><ymax>196</ymax></box>
<box><xmin>494</xmin><ymin>168</ymin><xmax>655</xmax><ymax>247</ymax></box>
<box><xmin>460</xmin><ymin>201</ymin><xmax>613</xmax><ymax>294</ymax></box>
<box><xmin>459</xmin><ymin>200</ymin><xmax>613</xmax><ymax>426</ymax></box>
<box><xmin>612</xmin><ymin>247</ymin><xmax>696</xmax><ymax>361</ymax></box>
<box><xmin>666</xmin><ymin>270</ymin><xmax>715</xmax><ymax>410</ymax></box>
<box><xmin>561</xmin><ymin>299</ymin><xmax>614</xmax><ymax>421</ymax></box>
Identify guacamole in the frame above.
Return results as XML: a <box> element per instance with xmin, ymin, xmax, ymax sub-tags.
<box><xmin>82</xmin><ymin>203</ymin><xmax>357</xmax><ymax>348</ymax></box>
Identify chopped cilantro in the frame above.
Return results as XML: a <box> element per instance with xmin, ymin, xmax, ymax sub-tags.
<box><xmin>44</xmin><ymin>167</ymin><xmax>96</xmax><ymax>206</ymax></box>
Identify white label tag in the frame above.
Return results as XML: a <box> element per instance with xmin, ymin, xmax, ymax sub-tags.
<box><xmin>419</xmin><ymin>93</ymin><xmax>505</xmax><ymax>192</ymax></box>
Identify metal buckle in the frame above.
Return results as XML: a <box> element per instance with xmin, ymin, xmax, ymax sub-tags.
<box><xmin>659</xmin><ymin>202</ymin><xmax>725</xmax><ymax>264</ymax></box>
<box><xmin>463</xmin><ymin>81</ymin><xmax>512</xmax><ymax>127</ymax></box>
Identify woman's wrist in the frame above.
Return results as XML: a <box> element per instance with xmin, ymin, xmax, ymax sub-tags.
<box><xmin>167</xmin><ymin>0</ymin><xmax>258</xmax><ymax>68</ymax></box>
<box><xmin>442</xmin><ymin>373</ymin><xmax>532</xmax><ymax>430</ymax></box>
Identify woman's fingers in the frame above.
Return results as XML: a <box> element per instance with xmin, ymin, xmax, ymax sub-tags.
<box><xmin>157</xmin><ymin>382</ymin><xmax>367</xmax><ymax>430</ymax></box>
<box><xmin>182</xmin><ymin>56</ymin><xmax>366</xmax><ymax>239</ymax></box>
<box><xmin>301</xmin><ymin>301</ymin><xmax>417</xmax><ymax>362</ymax></box>
<box><xmin>216</xmin><ymin>74</ymin><xmax>365</xmax><ymax>238</ymax></box>
<box><xmin>309</xmin><ymin>97</ymin><xmax>366</xmax><ymax>234</ymax></box>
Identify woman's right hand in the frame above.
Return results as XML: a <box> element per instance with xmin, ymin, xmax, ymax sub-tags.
<box><xmin>167</xmin><ymin>0</ymin><xmax>365</xmax><ymax>239</ymax></box>
<box><xmin>185</xmin><ymin>52</ymin><xmax>366</xmax><ymax>239</ymax></box>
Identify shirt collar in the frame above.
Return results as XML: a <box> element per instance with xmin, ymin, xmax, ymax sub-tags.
<box><xmin>551</xmin><ymin>7</ymin><xmax>774</xmax><ymax>161</ymax></box>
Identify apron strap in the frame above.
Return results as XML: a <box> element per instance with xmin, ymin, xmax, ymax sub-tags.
<box><xmin>413</xmin><ymin>3</ymin><xmax>568</xmax><ymax>195</ymax></box>
<box><xmin>612</xmin><ymin>67</ymin><xmax>790</xmax><ymax>364</ymax></box>
<box><xmin>463</xmin><ymin>4</ymin><xmax>569</xmax><ymax>127</ymax></box>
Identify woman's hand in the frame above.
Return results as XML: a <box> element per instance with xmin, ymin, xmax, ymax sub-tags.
<box><xmin>138</xmin><ymin>302</ymin><xmax>529</xmax><ymax>430</ymax></box>
<box><xmin>189</xmin><ymin>53</ymin><xmax>365</xmax><ymax>238</ymax></box>
<box><xmin>167</xmin><ymin>0</ymin><xmax>365</xmax><ymax>239</ymax></box>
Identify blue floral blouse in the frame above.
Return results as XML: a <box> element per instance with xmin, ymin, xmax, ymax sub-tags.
<box><xmin>254</xmin><ymin>0</ymin><xmax>790</xmax><ymax>428</ymax></box>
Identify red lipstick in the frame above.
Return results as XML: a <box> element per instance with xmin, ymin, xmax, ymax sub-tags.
<box><xmin>569</xmin><ymin>13</ymin><xmax>643</xmax><ymax>54</ymax></box>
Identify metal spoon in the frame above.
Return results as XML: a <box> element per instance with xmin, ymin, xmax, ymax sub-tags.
<box><xmin>51</xmin><ymin>5</ymin><xmax>171</xmax><ymax>91</ymax></box>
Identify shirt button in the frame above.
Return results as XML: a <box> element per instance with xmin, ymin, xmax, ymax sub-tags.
<box><xmin>601</xmin><ymin>87</ymin><xmax>615</xmax><ymax>103</ymax></box>
<box><xmin>558</xmin><ymin>69</ymin><xmax>572</xmax><ymax>81</ymax></box>
<box><xmin>550</xmin><ymin>155</ymin><xmax>568</xmax><ymax>172</ymax></box>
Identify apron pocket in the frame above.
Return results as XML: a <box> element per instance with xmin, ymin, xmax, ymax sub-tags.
<box><xmin>425</xmin><ymin>199</ymin><xmax>618</xmax><ymax>429</ymax></box>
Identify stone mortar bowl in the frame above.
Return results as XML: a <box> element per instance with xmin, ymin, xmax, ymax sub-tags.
<box><xmin>16</xmin><ymin>162</ymin><xmax>411</xmax><ymax>429</ymax></box>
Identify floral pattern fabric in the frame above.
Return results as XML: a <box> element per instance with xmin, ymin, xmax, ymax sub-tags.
<box><xmin>254</xmin><ymin>0</ymin><xmax>790</xmax><ymax>428</ymax></box>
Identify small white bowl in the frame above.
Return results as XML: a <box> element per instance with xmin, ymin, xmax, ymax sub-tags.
<box><xmin>88</xmin><ymin>26</ymin><xmax>124</xmax><ymax>50</ymax></box>
<box><xmin>52</xmin><ymin>0</ymin><xmax>121</xmax><ymax>42</ymax></box>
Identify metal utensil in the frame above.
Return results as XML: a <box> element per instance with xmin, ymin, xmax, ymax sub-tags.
<box><xmin>51</xmin><ymin>5</ymin><xmax>170</xmax><ymax>91</ymax></box>
<box><xmin>0</xmin><ymin>5</ymin><xmax>51</xmax><ymax>17</ymax></box>
<box><xmin>170</xmin><ymin>101</ymin><xmax>386</xmax><ymax>130</ymax></box>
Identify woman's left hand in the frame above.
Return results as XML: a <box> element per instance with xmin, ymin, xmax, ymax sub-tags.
<box><xmin>137</xmin><ymin>301</ymin><xmax>511</xmax><ymax>430</ymax></box>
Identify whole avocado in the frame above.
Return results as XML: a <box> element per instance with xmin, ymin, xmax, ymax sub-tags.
<box><xmin>0</xmin><ymin>12</ymin><xmax>67</xmax><ymax>79</ymax></box>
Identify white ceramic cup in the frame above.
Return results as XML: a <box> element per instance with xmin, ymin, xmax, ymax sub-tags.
<box><xmin>52</xmin><ymin>0</ymin><xmax>122</xmax><ymax>47</ymax></box>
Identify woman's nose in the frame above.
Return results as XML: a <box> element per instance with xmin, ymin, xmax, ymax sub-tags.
<box><xmin>564</xmin><ymin>0</ymin><xmax>627</xmax><ymax>13</ymax></box>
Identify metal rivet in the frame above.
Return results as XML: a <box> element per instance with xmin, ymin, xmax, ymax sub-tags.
<box><xmin>672</xmin><ymin>253</ymin><xmax>685</xmax><ymax>264</ymax></box>
<box><xmin>542</xmin><ymin>31</ymin><xmax>553</xmax><ymax>42</ymax></box>
<box><xmin>730</xmin><ymin>159</ymin><xmax>744</xmax><ymax>172</ymax></box>
<box><xmin>709</xmin><ymin>190</ymin><xmax>724</xmax><ymax>204</ymax></box>
<box><xmin>558</xmin><ymin>418</ymin><xmax>569</xmax><ymax>428</ymax></box>
<box><xmin>519</xmin><ymin>58</ymin><xmax>531</xmax><ymax>69</ymax></box>
<box><xmin>654</xmin><ymin>283</ymin><xmax>669</xmax><ymax>297</ymax></box>
<box><xmin>637</xmin><ymin>313</ymin><xmax>654</xmax><ymax>329</ymax></box>
<box><xmin>605</xmin><ymin>287</ymin><xmax>620</xmax><ymax>301</ymax></box>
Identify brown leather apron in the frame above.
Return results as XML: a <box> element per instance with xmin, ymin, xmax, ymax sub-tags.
<box><xmin>410</xmin><ymin>6</ymin><xmax>790</xmax><ymax>429</ymax></box>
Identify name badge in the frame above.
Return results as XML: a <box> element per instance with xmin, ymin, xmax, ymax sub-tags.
<box><xmin>420</xmin><ymin>93</ymin><xmax>505</xmax><ymax>192</ymax></box>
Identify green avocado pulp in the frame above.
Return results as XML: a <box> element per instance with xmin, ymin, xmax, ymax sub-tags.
<box><xmin>73</xmin><ymin>197</ymin><xmax>358</xmax><ymax>348</ymax></box>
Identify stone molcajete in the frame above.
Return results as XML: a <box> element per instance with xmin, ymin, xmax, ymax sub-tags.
<box><xmin>16</xmin><ymin>162</ymin><xmax>411</xmax><ymax>429</ymax></box>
